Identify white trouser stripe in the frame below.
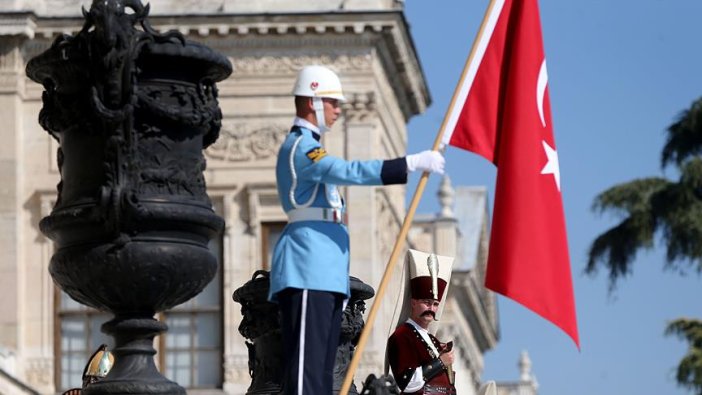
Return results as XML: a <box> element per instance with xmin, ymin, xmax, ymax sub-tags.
<box><xmin>297</xmin><ymin>290</ymin><xmax>309</xmax><ymax>395</ymax></box>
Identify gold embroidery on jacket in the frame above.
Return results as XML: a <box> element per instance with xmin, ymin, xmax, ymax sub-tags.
<box><xmin>306</xmin><ymin>147</ymin><xmax>327</xmax><ymax>162</ymax></box>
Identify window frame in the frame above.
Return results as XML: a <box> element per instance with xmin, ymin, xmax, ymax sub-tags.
<box><xmin>260</xmin><ymin>221</ymin><xmax>287</xmax><ymax>270</ymax></box>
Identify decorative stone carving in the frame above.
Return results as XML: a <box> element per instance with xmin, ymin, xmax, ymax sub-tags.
<box><xmin>206</xmin><ymin>123</ymin><xmax>287</xmax><ymax>163</ymax></box>
<box><xmin>146</xmin><ymin>0</ymin><xmax>225</xmax><ymax>14</ymax></box>
<box><xmin>519</xmin><ymin>351</ymin><xmax>534</xmax><ymax>382</ymax></box>
<box><xmin>230</xmin><ymin>54</ymin><xmax>373</xmax><ymax>74</ymax></box>
<box><xmin>343</xmin><ymin>92</ymin><xmax>377</xmax><ymax>122</ymax></box>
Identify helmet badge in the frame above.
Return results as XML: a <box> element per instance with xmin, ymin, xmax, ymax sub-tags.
<box><xmin>310</xmin><ymin>81</ymin><xmax>319</xmax><ymax>91</ymax></box>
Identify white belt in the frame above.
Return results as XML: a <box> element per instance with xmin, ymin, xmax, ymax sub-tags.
<box><xmin>287</xmin><ymin>207</ymin><xmax>345</xmax><ymax>224</ymax></box>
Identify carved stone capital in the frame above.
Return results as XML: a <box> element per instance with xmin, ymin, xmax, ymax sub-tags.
<box><xmin>343</xmin><ymin>92</ymin><xmax>377</xmax><ymax>122</ymax></box>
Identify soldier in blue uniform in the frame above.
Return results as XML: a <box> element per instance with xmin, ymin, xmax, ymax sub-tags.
<box><xmin>270</xmin><ymin>65</ymin><xmax>445</xmax><ymax>395</ymax></box>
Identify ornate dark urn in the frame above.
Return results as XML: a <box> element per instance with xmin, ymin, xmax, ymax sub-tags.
<box><xmin>25</xmin><ymin>0</ymin><xmax>232</xmax><ymax>394</ymax></box>
<box><xmin>334</xmin><ymin>277</ymin><xmax>375</xmax><ymax>394</ymax></box>
<box><xmin>232</xmin><ymin>272</ymin><xmax>375</xmax><ymax>394</ymax></box>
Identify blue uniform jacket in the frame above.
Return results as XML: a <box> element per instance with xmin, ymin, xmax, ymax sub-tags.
<box><xmin>268</xmin><ymin>125</ymin><xmax>407</xmax><ymax>301</ymax></box>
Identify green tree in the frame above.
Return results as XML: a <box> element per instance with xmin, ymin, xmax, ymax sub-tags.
<box><xmin>587</xmin><ymin>97</ymin><xmax>702</xmax><ymax>394</ymax></box>
<box><xmin>666</xmin><ymin>319</ymin><xmax>702</xmax><ymax>393</ymax></box>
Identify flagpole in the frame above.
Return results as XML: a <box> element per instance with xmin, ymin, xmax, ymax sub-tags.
<box><xmin>339</xmin><ymin>1</ymin><xmax>501</xmax><ymax>393</ymax></box>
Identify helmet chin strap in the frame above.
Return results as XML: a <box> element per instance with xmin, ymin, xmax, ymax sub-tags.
<box><xmin>312</xmin><ymin>97</ymin><xmax>329</xmax><ymax>133</ymax></box>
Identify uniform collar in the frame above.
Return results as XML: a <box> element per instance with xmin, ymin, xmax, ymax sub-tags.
<box><xmin>406</xmin><ymin>318</ymin><xmax>439</xmax><ymax>358</ymax></box>
<box><xmin>407</xmin><ymin>318</ymin><xmax>429</xmax><ymax>335</ymax></box>
<box><xmin>293</xmin><ymin>117</ymin><xmax>321</xmax><ymax>141</ymax></box>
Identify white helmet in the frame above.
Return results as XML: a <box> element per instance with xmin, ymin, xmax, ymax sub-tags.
<box><xmin>292</xmin><ymin>65</ymin><xmax>346</xmax><ymax>133</ymax></box>
<box><xmin>292</xmin><ymin>65</ymin><xmax>346</xmax><ymax>101</ymax></box>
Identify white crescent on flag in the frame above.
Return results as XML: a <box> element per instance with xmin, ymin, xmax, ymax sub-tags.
<box><xmin>537</xmin><ymin>59</ymin><xmax>548</xmax><ymax>128</ymax></box>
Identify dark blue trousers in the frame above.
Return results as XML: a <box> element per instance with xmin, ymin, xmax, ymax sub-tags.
<box><xmin>278</xmin><ymin>288</ymin><xmax>344</xmax><ymax>395</ymax></box>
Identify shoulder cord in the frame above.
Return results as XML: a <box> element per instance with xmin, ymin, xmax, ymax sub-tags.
<box><xmin>289</xmin><ymin>135</ymin><xmax>319</xmax><ymax>209</ymax></box>
<box><xmin>325</xmin><ymin>185</ymin><xmax>343</xmax><ymax>209</ymax></box>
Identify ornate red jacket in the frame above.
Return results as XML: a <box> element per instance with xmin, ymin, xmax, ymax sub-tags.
<box><xmin>387</xmin><ymin>322</ymin><xmax>455</xmax><ymax>394</ymax></box>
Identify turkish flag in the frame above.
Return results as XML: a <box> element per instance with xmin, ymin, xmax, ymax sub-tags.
<box><xmin>442</xmin><ymin>0</ymin><xmax>579</xmax><ymax>347</ymax></box>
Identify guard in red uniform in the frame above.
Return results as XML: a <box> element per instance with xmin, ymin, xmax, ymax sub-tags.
<box><xmin>386</xmin><ymin>250</ymin><xmax>456</xmax><ymax>395</ymax></box>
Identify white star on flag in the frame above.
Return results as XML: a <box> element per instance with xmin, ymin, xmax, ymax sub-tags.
<box><xmin>541</xmin><ymin>140</ymin><xmax>560</xmax><ymax>191</ymax></box>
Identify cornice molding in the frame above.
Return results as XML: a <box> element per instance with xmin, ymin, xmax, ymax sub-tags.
<box><xmin>26</xmin><ymin>11</ymin><xmax>400</xmax><ymax>38</ymax></box>
<box><xmin>23</xmin><ymin>10</ymin><xmax>430</xmax><ymax>119</ymax></box>
<box><xmin>0</xmin><ymin>13</ymin><xmax>36</xmax><ymax>39</ymax></box>
<box><xmin>12</xmin><ymin>1</ymin><xmax>403</xmax><ymax>18</ymax></box>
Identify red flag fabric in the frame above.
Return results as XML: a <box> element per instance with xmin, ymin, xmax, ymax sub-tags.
<box><xmin>441</xmin><ymin>0</ymin><xmax>579</xmax><ymax>347</ymax></box>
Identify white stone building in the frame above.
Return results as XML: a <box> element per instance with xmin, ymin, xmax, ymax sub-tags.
<box><xmin>0</xmin><ymin>0</ymin><xmax>509</xmax><ymax>394</ymax></box>
<box><xmin>495</xmin><ymin>352</ymin><xmax>539</xmax><ymax>395</ymax></box>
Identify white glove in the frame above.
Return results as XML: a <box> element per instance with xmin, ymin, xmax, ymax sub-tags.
<box><xmin>406</xmin><ymin>150</ymin><xmax>445</xmax><ymax>174</ymax></box>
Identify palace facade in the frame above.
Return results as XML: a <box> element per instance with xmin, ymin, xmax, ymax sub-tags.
<box><xmin>0</xmin><ymin>1</ymin><xmax>509</xmax><ymax>393</ymax></box>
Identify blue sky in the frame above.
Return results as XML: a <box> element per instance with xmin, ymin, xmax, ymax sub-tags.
<box><xmin>404</xmin><ymin>1</ymin><xmax>702</xmax><ymax>394</ymax></box>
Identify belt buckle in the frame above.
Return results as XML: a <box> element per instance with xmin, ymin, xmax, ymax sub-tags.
<box><xmin>323</xmin><ymin>208</ymin><xmax>343</xmax><ymax>224</ymax></box>
<box><xmin>332</xmin><ymin>208</ymin><xmax>341</xmax><ymax>223</ymax></box>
